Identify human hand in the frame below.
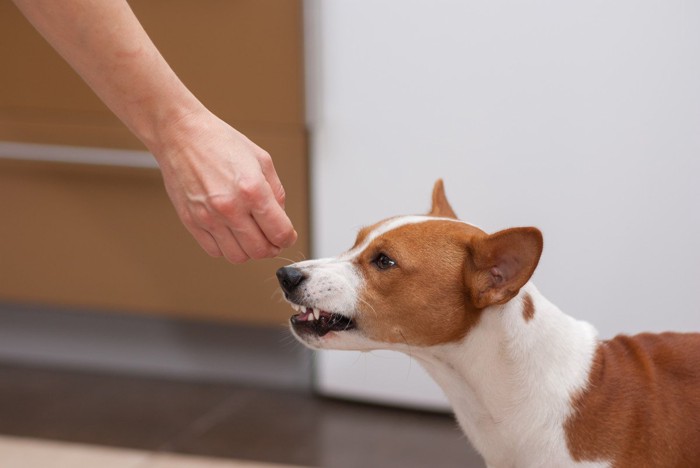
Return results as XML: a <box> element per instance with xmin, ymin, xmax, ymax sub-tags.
<box><xmin>153</xmin><ymin>110</ymin><xmax>297</xmax><ymax>263</ymax></box>
<box><xmin>11</xmin><ymin>0</ymin><xmax>297</xmax><ymax>263</ymax></box>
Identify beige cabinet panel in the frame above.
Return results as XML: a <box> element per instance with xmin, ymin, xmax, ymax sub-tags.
<box><xmin>0</xmin><ymin>1</ymin><xmax>308</xmax><ymax>324</ymax></box>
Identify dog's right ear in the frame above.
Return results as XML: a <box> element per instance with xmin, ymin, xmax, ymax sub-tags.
<box><xmin>465</xmin><ymin>227</ymin><xmax>543</xmax><ymax>309</ymax></box>
<box><xmin>428</xmin><ymin>179</ymin><xmax>457</xmax><ymax>219</ymax></box>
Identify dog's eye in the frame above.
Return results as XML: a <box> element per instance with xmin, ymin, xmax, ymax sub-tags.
<box><xmin>373</xmin><ymin>253</ymin><xmax>397</xmax><ymax>270</ymax></box>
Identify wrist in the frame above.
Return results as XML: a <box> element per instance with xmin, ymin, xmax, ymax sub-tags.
<box><xmin>133</xmin><ymin>89</ymin><xmax>210</xmax><ymax>160</ymax></box>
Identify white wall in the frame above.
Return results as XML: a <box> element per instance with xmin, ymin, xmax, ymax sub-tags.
<box><xmin>305</xmin><ymin>0</ymin><xmax>700</xmax><ymax>409</ymax></box>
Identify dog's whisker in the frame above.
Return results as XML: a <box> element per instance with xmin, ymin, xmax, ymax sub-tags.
<box><xmin>397</xmin><ymin>329</ymin><xmax>414</xmax><ymax>378</ymax></box>
<box><xmin>358</xmin><ymin>297</ymin><xmax>378</xmax><ymax>317</ymax></box>
<box><xmin>351</xmin><ymin>350</ymin><xmax>364</xmax><ymax>366</ymax></box>
<box><xmin>279</xmin><ymin>334</ymin><xmax>301</xmax><ymax>347</ymax></box>
<box><xmin>269</xmin><ymin>288</ymin><xmax>288</xmax><ymax>303</ymax></box>
<box><xmin>273</xmin><ymin>255</ymin><xmax>298</xmax><ymax>265</ymax></box>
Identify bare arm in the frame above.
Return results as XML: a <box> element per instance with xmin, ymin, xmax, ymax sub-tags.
<box><xmin>12</xmin><ymin>0</ymin><xmax>297</xmax><ymax>262</ymax></box>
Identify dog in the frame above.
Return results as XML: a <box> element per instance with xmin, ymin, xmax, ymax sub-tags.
<box><xmin>276</xmin><ymin>180</ymin><xmax>700</xmax><ymax>468</ymax></box>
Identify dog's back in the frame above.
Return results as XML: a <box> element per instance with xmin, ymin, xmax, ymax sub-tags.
<box><xmin>566</xmin><ymin>332</ymin><xmax>700</xmax><ymax>467</ymax></box>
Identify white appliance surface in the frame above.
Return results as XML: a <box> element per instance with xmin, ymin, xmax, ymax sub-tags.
<box><xmin>304</xmin><ymin>0</ymin><xmax>700</xmax><ymax>410</ymax></box>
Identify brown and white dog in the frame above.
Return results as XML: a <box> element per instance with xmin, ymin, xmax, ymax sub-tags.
<box><xmin>276</xmin><ymin>180</ymin><xmax>700</xmax><ymax>468</ymax></box>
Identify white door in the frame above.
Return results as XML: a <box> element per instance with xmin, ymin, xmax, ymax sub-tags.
<box><xmin>305</xmin><ymin>0</ymin><xmax>700</xmax><ymax>410</ymax></box>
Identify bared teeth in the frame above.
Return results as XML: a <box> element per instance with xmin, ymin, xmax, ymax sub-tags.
<box><xmin>290</xmin><ymin>304</ymin><xmax>326</xmax><ymax>321</ymax></box>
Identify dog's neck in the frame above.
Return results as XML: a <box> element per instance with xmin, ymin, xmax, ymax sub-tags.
<box><xmin>411</xmin><ymin>283</ymin><xmax>601</xmax><ymax>467</ymax></box>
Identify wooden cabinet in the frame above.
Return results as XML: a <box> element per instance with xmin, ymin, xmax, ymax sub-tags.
<box><xmin>0</xmin><ymin>1</ymin><xmax>308</xmax><ymax>325</ymax></box>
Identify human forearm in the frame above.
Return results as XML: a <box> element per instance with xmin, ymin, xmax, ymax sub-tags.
<box><xmin>13</xmin><ymin>0</ymin><xmax>297</xmax><ymax>262</ymax></box>
<box><xmin>12</xmin><ymin>0</ymin><xmax>204</xmax><ymax>155</ymax></box>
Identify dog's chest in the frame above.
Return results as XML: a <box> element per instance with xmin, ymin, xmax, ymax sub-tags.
<box><xmin>414</xmin><ymin>303</ymin><xmax>609</xmax><ymax>468</ymax></box>
<box><xmin>427</xmin><ymin>363</ymin><xmax>608</xmax><ymax>468</ymax></box>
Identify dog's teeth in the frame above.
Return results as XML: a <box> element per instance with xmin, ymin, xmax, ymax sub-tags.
<box><xmin>313</xmin><ymin>308</ymin><xmax>320</xmax><ymax>320</ymax></box>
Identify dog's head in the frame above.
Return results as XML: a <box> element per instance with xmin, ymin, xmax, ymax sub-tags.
<box><xmin>277</xmin><ymin>180</ymin><xmax>543</xmax><ymax>351</ymax></box>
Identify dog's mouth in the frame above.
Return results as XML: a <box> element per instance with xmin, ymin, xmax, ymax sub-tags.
<box><xmin>288</xmin><ymin>303</ymin><xmax>356</xmax><ymax>337</ymax></box>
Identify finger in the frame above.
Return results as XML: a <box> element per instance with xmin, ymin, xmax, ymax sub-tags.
<box><xmin>258</xmin><ymin>152</ymin><xmax>286</xmax><ymax>209</ymax></box>
<box><xmin>227</xmin><ymin>215</ymin><xmax>281</xmax><ymax>260</ymax></box>
<box><xmin>208</xmin><ymin>224</ymin><xmax>251</xmax><ymax>264</ymax></box>
<box><xmin>249</xmin><ymin>183</ymin><xmax>297</xmax><ymax>249</ymax></box>
<box><xmin>186</xmin><ymin>225</ymin><xmax>223</xmax><ymax>258</ymax></box>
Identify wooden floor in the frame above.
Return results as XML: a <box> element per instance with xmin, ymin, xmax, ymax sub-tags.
<box><xmin>0</xmin><ymin>435</ymin><xmax>299</xmax><ymax>468</ymax></box>
<box><xmin>0</xmin><ymin>364</ymin><xmax>486</xmax><ymax>468</ymax></box>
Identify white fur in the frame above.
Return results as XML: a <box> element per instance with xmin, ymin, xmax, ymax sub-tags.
<box><xmin>342</xmin><ymin>215</ymin><xmax>479</xmax><ymax>261</ymax></box>
<box><xmin>286</xmin><ymin>256</ymin><xmax>361</xmax><ymax>317</ymax></box>
<box><xmin>287</xmin><ymin>216</ymin><xmax>611</xmax><ymax>467</ymax></box>
<box><xmin>410</xmin><ymin>284</ymin><xmax>609</xmax><ymax>468</ymax></box>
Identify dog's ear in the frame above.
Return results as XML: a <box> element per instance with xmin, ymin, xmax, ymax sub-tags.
<box><xmin>428</xmin><ymin>179</ymin><xmax>457</xmax><ymax>219</ymax></box>
<box><xmin>465</xmin><ymin>227</ymin><xmax>543</xmax><ymax>309</ymax></box>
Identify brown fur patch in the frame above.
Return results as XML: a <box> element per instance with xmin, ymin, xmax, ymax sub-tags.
<box><xmin>522</xmin><ymin>293</ymin><xmax>535</xmax><ymax>322</ymax></box>
<box><xmin>355</xmin><ymin>220</ymin><xmax>485</xmax><ymax>346</ymax></box>
<box><xmin>465</xmin><ymin>227</ymin><xmax>543</xmax><ymax>309</ymax></box>
<box><xmin>429</xmin><ymin>179</ymin><xmax>457</xmax><ymax>219</ymax></box>
<box><xmin>565</xmin><ymin>333</ymin><xmax>700</xmax><ymax>467</ymax></box>
<box><xmin>350</xmin><ymin>180</ymin><xmax>541</xmax><ymax>347</ymax></box>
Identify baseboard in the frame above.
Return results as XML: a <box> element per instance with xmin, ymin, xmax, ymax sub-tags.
<box><xmin>0</xmin><ymin>303</ymin><xmax>312</xmax><ymax>390</ymax></box>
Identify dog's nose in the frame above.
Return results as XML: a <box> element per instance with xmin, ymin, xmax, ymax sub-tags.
<box><xmin>276</xmin><ymin>266</ymin><xmax>307</xmax><ymax>295</ymax></box>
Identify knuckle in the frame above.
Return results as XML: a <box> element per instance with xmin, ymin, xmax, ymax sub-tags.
<box><xmin>180</xmin><ymin>210</ymin><xmax>195</xmax><ymax>227</ymax></box>
<box><xmin>238</xmin><ymin>178</ymin><xmax>263</xmax><ymax>202</ymax></box>
<box><xmin>252</xmin><ymin>246</ymin><xmax>279</xmax><ymax>260</ymax></box>
<box><xmin>192</xmin><ymin>206</ymin><xmax>215</xmax><ymax>228</ymax></box>
<box><xmin>208</xmin><ymin>196</ymin><xmax>234</xmax><ymax>216</ymax></box>
<box><xmin>205</xmin><ymin>247</ymin><xmax>223</xmax><ymax>258</ymax></box>
<box><xmin>226</xmin><ymin>253</ymin><xmax>250</xmax><ymax>264</ymax></box>
<box><xmin>249</xmin><ymin>243</ymin><xmax>274</xmax><ymax>260</ymax></box>
<box><xmin>270</xmin><ymin>233</ymin><xmax>288</xmax><ymax>247</ymax></box>
<box><xmin>226</xmin><ymin>251</ymin><xmax>249</xmax><ymax>264</ymax></box>
<box><xmin>276</xmin><ymin>186</ymin><xmax>287</xmax><ymax>205</ymax></box>
<box><xmin>272</xmin><ymin>228</ymin><xmax>296</xmax><ymax>247</ymax></box>
<box><xmin>257</xmin><ymin>149</ymin><xmax>272</xmax><ymax>165</ymax></box>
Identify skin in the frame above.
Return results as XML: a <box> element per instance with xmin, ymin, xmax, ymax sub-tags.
<box><xmin>12</xmin><ymin>0</ymin><xmax>298</xmax><ymax>263</ymax></box>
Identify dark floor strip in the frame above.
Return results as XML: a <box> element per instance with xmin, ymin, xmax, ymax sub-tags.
<box><xmin>0</xmin><ymin>363</ymin><xmax>485</xmax><ymax>468</ymax></box>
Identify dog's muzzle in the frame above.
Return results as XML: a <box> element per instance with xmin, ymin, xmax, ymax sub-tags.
<box><xmin>276</xmin><ymin>266</ymin><xmax>356</xmax><ymax>337</ymax></box>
